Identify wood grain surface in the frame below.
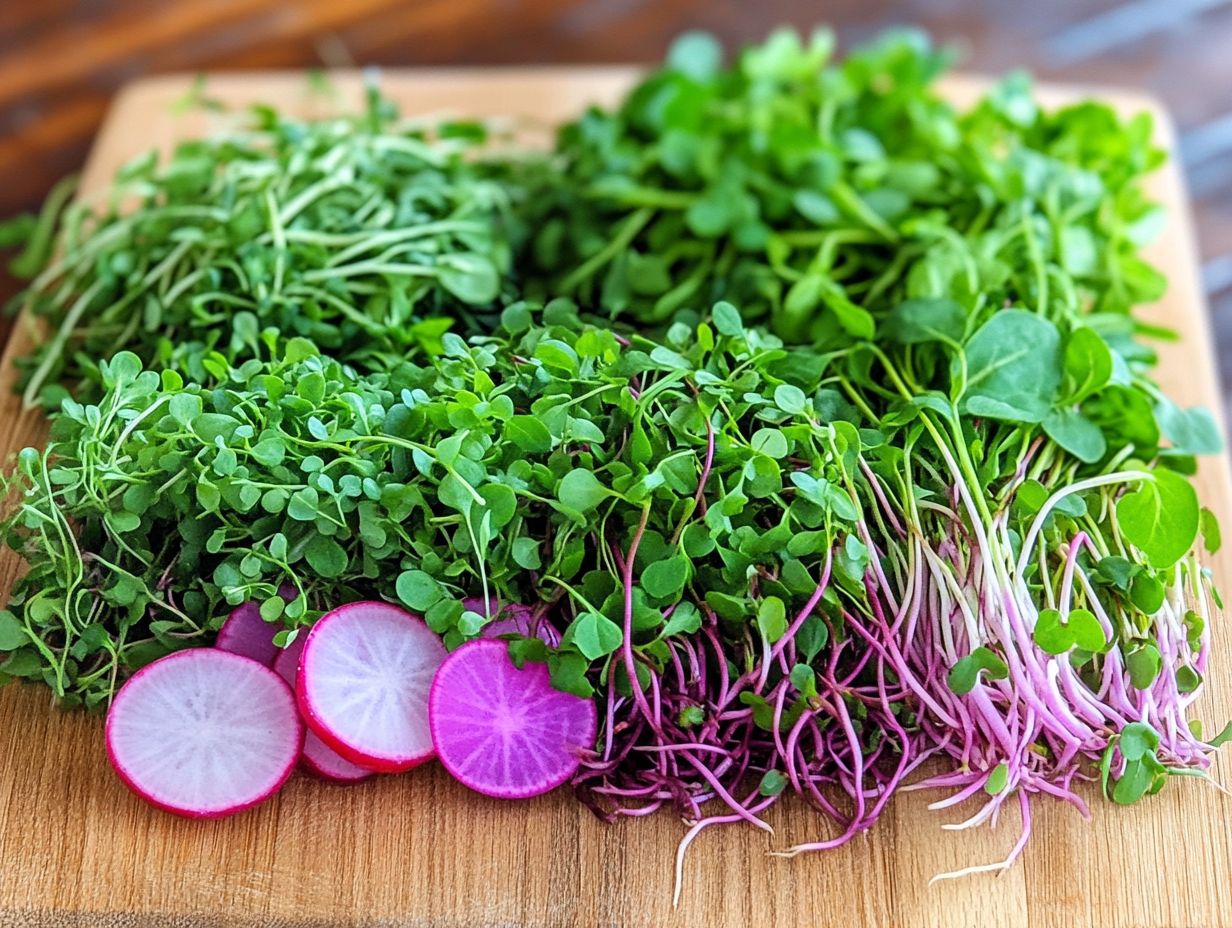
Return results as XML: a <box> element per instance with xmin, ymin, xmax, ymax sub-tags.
<box><xmin>0</xmin><ymin>69</ymin><xmax>1230</xmax><ymax>928</ymax></box>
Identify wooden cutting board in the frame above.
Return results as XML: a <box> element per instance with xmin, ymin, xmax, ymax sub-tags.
<box><xmin>0</xmin><ymin>68</ymin><xmax>1230</xmax><ymax>928</ymax></box>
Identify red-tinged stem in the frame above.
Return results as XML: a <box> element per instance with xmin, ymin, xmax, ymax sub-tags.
<box><xmin>860</xmin><ymin>458</ymin><xmax>905</xmax><ymax>537</ymax></box>
<box><xmin>621</xmin><ymin>504</ymin><xmax>655</xmax><ymax>727</ymax></box>
<box><xmin>771</xmin><ymin>678</ymin><xmax>790</xmax><ymax>762</ymax></box>
<box><xmin>1057</xmin><ymin>531</ymin><xmax>1087</xmax><ymax>615</ymax></box>
<box><xmin>676</xmin><ymin>750</ymin><xmax>773</xmax><ymax>832</ymax></box>
<box><xmin>768</xmin><ymin>547</ymin><xmax>833</xmax><ymax>666</ymax></box>
<box><xmin>618</xmin><ymin>800</ymin><xmax>664</xmax><ymax>817</ymax></box>
<box><xmin>674</xmin><ymin>792</ymin><xmax>777</xmax><ymax>906</ymax></box>
<box><xmin>693</xmin><ymin>416</ymin><xmax>716</xmax><ymax>517</ymax></box>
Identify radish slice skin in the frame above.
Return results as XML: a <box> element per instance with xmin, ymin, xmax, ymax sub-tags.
<box><xmin>297</xmin><ymin>601</ymin><xmax>447</xmax><ymax>773</ymax></box>
<box><xmin>105</xmin><ymin>649</ymin><xmax>303</xmax><ymax>818</ymax></box>
<box><xmin>215</xmin><ymin>585</ymin><xmax>296</xmax><ymax>667</ymax></box>
<box><xmin>429</xmin><ymin>639</ymin><xmax>598</xmax><ymax>799</ymax></box>
<box><xmin>273</xmin><ymin>635</ymin><xmax>373</xmax><ymax>783</ymax></box>
<box><xmin>215</xmin><ymin>602</ymin><xmax>280</xmax><ymax>668</ymax></box>
<box><xmin>462</xmin><ymin>597</ymin><xmax>561</xmax><ymax>647</ymax></box>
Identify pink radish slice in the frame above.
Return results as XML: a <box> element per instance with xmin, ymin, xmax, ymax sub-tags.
<box><xmin>105</xmin><ymin>649</ymin><xmax>303</xmax><ymax>818</ymax></box>
<box><xmin>463</xmin><ymin>597</ymin><xmax>561</xmax><ymax>647</ymax></box>
<box><xmin>216</xmin><ymin>584</ymin><xmax>297</xmax><ymax>667</ymax></box>
<box><xmin>297</xmin><ymin>601</ymin><xmax>447</xmax><ymax>773</ymax></box>
<box><xmin>273</xmin><ymin>636</ymin><xmax>373</xmax><ymax>783</ymax></box>
<box><xmin>429</xmin><ymin>639</ymin><xmax>597</xmax><ymax>799</ymax></box>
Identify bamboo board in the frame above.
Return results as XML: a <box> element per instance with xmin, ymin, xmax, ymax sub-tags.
<box><xmin>0</xmin><ymin>68</ymin><xmax>1229</xmax><ymax>928</ymax></box>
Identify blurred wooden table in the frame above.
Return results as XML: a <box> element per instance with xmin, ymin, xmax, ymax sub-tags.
<box><xmin>4</xmin><ymin>0</ymin><xmax>1232</xmax><ymax>401</ymax></box>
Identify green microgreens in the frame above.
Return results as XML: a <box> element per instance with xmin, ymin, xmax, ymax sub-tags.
<box><xmin>8</xmin><ymin>83</ymin><xmax>526</xmax><ymax>409</ymax></box>
<box><xmin>0</xmin><ymin>302</ymin><xmax>880</xmax><ymax>707</ymax></box>
<box><xmin>526</xmin><ymin>28</ymin><xmax>1169</xmax><ymax>354</ymax></box>
<box><xmin>0</xmin><ymin>28</ymin><xmax>1227</xmax><ymax>865</ymax></box>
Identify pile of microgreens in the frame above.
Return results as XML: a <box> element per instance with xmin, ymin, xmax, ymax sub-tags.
<box><xmin>7</xmin><ymin>84</ymin><xmax>520</xmax><ymax>410</ymax></box>
<box><xmin>0</xmin><ymin>27</ymin><xmax>1228</xmax><ymax>886</ymax></box>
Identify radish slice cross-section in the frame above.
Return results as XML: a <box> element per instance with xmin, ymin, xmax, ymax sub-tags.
<box><xmin>429</xmin><ymin>639</ymin><xmax>597</xmax><ymax>799</ymax></box>
<box><xmin>297</xmin><ymin>601</ymin><xmax>447</xmax><ymax>773</ymax></box>
<box><xmin>274</xmin><ymin>635</ymin><xmax>373</xmax><ymax>783</ymax></box>
<box><xmin>105</xmin><ymin>649</ymin><xmax>304</xmax><ymax>818</ymax></box>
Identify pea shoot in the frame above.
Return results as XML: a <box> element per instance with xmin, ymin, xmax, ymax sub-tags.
<box><xmin>8</xmin><ymin>83</ymin><xmax>521</xmax><ymax>410</ymax></box>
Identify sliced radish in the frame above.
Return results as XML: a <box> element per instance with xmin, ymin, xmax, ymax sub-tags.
<box><xmin>216</xmin><ymin>584</ymin><xmax>297</xmax><ymax>667</ymax></box>
<box><xmin>429</xmin><ymin>639</ymin><xmax>597</xmax><ymax>799</ymax></box>
<box><xmin>274</xmin><ymin>635</ymin><xmax>373</xmax><ymax>783</ymax></box>
<box><xmin>105</xmin><ymin>649</ymin><xmax>303</xmax><ymax>818</ymax></box>
<box><xmin>463</xmin><ymin>597</ymin><xmax>561</xmax><ymax>646</ymax></box>
<box><xmin>297</xmin><ymin>601</ymin><xmax>446</xmax><ymax>773</ymax></box>
<box><xmin>215</xmin><ymin>603</ymin><xmax>280</xmax><ymax>668</ymax></box>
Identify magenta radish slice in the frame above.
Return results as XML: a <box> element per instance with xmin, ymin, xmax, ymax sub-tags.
<box><xmin>429</xmin><ymin>639</ymin><xmax>597</xmax><ymax>799</ymax></box>
<box><xmin>105</xmin><ymin>649</ymin><xmax>303</xmax><ymax>818</ymax></box>
<box><xmin>463</xmin><ymin>597</ymin><xmax>561</xmax><ymax>647</ymax></box>
<box><xmin>274</xmin><ymin>635</ymin><xmax>373</xmax><ymax>783</ymax></box>
<box><xmin>216</xmin><ymin>602</ymin><xmax>280</xmax><ymax>667</ymax></box>
<box><xmin>215</xmin><ymin>585</ymin><xmax>296</xmax><ymax>667</ymax></box>
<box><xmin>297</xmin><ymin>601</ymin><xmax>446</xmax><ymax>773</ymax></box>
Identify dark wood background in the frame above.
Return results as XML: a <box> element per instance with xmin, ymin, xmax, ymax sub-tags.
<box><xmin>4</xmin><ymin>0</ymin><xmax>1232</xmax><ymax>401</ymax></box>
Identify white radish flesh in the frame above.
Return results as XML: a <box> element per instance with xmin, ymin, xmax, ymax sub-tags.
<box><xmin>273</xmin><ymin>635</ymin><xmax>373</xmax><ymax>783</ymax></box>
<box><xmin>296</xmin><ymin>601</ymin><xmax>446</xmax><ymax>773</ymax></box>
<box><xmin>105</xmin><ymin>649</ymin><xmax>303</xmax><ymax>818</ymax></box>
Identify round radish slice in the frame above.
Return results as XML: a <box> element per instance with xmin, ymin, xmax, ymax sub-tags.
<box><xmin>297</xmin><ymin>601</ymin><xmax>446</xmax><ymax>773</ymax></box>
<box><xmin>215</xmin><ymin>602</ymin><xmax>280</xmax><ymax>668</ymax></box>
<box><xmin>105</xmin><ymin>649</ymin><xmax>303</xmax><ymax>818</ymax></box>
<box><xmin>274</xmin><ymin>635</ymin><xmax>373</xmax><ymax>783</ymax></box>
<box><xmin>429</xmin><ymin>639</ymin><xmax>597</xmax><ymax>799</ymax></box>
<box><xmin>463</xmin><ymin>597</ymin><xmax>561</xmax><ymax>647</ymax></box>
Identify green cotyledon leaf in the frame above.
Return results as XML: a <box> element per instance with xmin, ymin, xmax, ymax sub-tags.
<box><xmin>1117</xmin><ymin>469</ymin><xmax>1199</xmax><ymax>569</ymax></box>
<box><xmin>948</xmin><ymin>647</ymin><xmax>1009</xmax><ymax>695</ymax></box>
<box><xmin>957</xmin><ymin>310</ymin><xmax>1062</xmax><ymax>424</ymax></box>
